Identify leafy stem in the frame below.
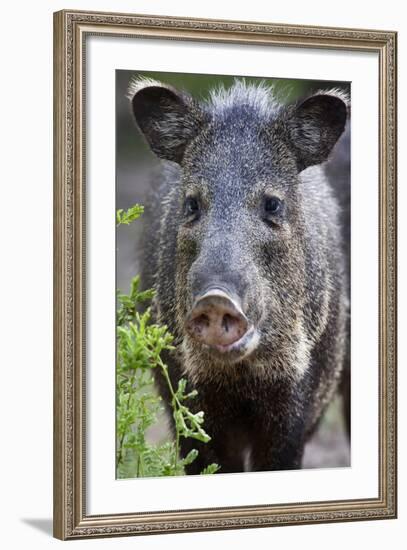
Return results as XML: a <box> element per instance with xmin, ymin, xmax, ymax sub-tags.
<box><xmin>116</xmin><ymin>204</ymin><xmax>219</xmax><ymax>477</ymax></box>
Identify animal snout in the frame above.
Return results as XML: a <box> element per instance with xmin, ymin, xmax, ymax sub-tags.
<box><xmin>186</xmin><ymin>289</ymin><xmax>249</xmax><ymax>348</ymax></box>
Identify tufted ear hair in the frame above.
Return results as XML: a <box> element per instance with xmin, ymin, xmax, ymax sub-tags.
<box><xmin>285</xmin><ymin>90</ymin><xmax>349</xmax><ymax>172</ymax></box>
<box><xmin>128</xmin><ymin>78</ymin><xmax>208</xmax><ymax>164</ymax></box>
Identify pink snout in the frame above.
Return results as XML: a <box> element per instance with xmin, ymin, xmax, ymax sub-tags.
<box><xmin>186</xmin><ymin>289</ymin><xmax>249</xmax><ymax>348</ymax></box>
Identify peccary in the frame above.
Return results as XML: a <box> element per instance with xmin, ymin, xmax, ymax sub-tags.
<box><xmin>128</xmin><ymin>78</ymin><xmax>350</xmax><ymax>473</ymax></box>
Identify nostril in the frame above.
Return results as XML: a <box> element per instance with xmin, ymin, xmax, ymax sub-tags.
<box><xmin>223</xmin><ymin>313</ymin><xmax>247</xmax><ymax>341</ymax></box>
<box><xmin>191</xmin><ymin>314</ymin><xmax>209</xmax><ymax>336</ymax></box>
<box><xmin>222</xmin><ymin>314</ymin><xmax>235</xmax><ymax>333</ymax></box>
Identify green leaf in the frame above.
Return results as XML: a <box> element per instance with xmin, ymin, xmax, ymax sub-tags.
<box><xmin>200</xmin><ymin>463</ymin><xmax>220</xmax><ymax>475</ymax></box>
<box><xmin>116</xmin><ymin>204</ymin><xmax>144</xmax><ymax>226</ymax></box>
<box><xmin>181</xmin><ymin>449</ymin><xmax>199</xmax><ymax>466</ymax></box>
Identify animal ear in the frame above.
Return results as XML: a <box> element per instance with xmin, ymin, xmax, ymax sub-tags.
<box><xmin>128</xmin><ymin>78</ymin><xmax>207</xmax><ymax>164</ymax></box>
<box><xmin>286</xmin><ymin>91</ymin><xmax>349</xmax><ymax>171</ymax></box>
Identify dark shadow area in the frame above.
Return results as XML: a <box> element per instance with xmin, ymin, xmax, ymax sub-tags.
<box><xmin>21</xmin><ymin>518</ymin><xmax>53</xmax><ymax>537</ymax></box>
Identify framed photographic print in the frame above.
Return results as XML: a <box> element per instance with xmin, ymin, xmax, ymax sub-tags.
<box><xmin>53</xmin><ymin>9</ymin><xmax>397</xmax><ymax>540</ymax></box>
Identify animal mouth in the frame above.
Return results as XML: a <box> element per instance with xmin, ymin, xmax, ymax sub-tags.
<box><xmin>212</xmin><ymin>325</ymin><xmax>260</xmax><ymax>359</ymax></box>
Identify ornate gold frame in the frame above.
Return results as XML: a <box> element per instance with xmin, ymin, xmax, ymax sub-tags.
<box><xmin>53</xmin><ymin>9</ymin><xmax>397</xmax><ymax>540</ymax></box>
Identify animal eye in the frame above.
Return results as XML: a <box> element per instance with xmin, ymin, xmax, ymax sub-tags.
<box><xmin>264</xmin><ymin>196</ymin><xmax>283</xmax><ymax>216</ymax></box>
<box><xmin>184</xmin><ymin>196</ymin><xmax>200</xmax><ymax>219</ymax></box>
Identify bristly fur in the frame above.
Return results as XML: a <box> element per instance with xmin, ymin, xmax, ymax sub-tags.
<box><xmin>126</xmin><ymin>76</ymin><xmax>173</xmax><ymax>101</ymax></box>
<box><xmin>207</xmin><ymin>79</ymin><xmax>281</xmax><ymax>119</ymax></box>
<box><xmin>311</xmin><ymin>87</ymin><xmax>350</xmax><ymax>111</ymax></box>
<box><xmin>130</xmin><ymin>77</ymin><xmax>351</xmax><ymax>474</ymax></box>
<box><xmin>128</xmin><ymin>78</ymin><xmax>350</xmax><ymax>120</ymax></box>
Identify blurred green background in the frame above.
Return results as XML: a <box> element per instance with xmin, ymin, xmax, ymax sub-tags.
<box><xmin>116</xmin><ymin>70</ymin><xmax>350</xmax><ymax>470</ymax></box>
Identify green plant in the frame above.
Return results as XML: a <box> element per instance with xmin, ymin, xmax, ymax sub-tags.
<box><xmin>116</xmin><ymin>205</ymin><xmax>220</xmax><ymax>478</ymax></box>
<box><xmin>116</xmin><ymin>204</ymin><xmax>144</xmax><ymax>226</ymax></box>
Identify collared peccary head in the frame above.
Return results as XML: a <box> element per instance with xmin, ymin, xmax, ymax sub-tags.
<box><xmin>129</xmin><ymin>78</ymin><xmax>348</xmax><ymax>370</ymax></box>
